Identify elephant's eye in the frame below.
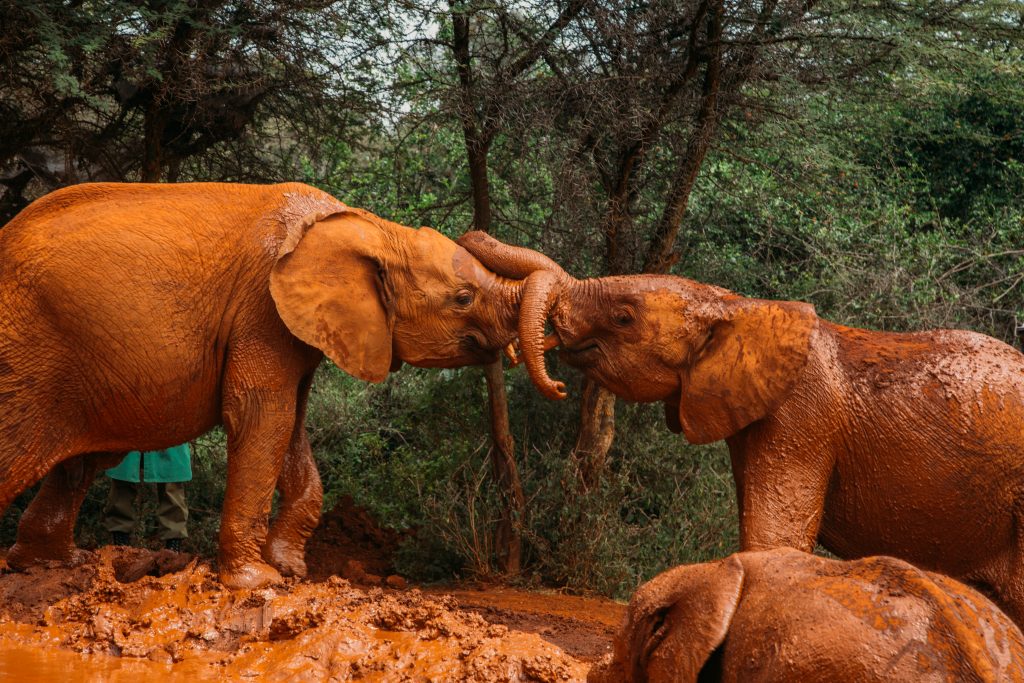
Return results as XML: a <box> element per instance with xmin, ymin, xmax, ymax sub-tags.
<box><xmin>454</xmin><ymin>290</ymin><xmax>474</xmax><ymax>307</ymax></box>
<box><xmin>612</xmin><ymin>308</ymin><xmax>634</xmax><ymax>327</ymax></box>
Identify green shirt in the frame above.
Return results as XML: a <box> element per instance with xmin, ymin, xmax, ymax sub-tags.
<box><xmin>106</xmin><ymin>444</ymin><xmax>193</xmax><ymax>483</ymax></box>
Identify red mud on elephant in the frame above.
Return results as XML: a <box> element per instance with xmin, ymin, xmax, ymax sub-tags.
<box><xmin>460</xmin><ymin>230</ymin><xmax>1024</xmax><ymax>629</ymax></box>
<box><xmin>0</xmin><ymin>182</ymin><xmax>540</xmax><ymax>591</ymax></box>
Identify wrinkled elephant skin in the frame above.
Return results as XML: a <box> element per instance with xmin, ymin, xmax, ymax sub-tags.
<box><xmin>0</xmin><ymin>183</ymin><xmax>526</xmax><ymax>589</ymax></box>
<box><xmin>590</xmin><ymin>548</ymin><xmax>1024</xmax><ymax>683</ymax></box>
<box><xmin>460</xmin><ymin>233</ymin><xmax>1024</xmax><ymax>627</ymax></box>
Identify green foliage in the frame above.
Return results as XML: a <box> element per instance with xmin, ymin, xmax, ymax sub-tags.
<box><xmin>3</xmin><ymin>0</ymin><xmax>1023</xmax><ymax>600</ymax></box>
<box><xmin>303</xmin><ymin>363</ymin><xmax>738</xmax><ymax>598</ymax></box>
<box><xmin>681</xmin><ymin>59</ymin><xmax>1024</xmax><ymax>341</ymax></box>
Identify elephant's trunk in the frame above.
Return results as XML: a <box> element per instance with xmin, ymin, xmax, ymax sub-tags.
<box><xmin>458</xmin><ymin>231</ymin><xmax>567</xmax><ymax>279</ymax></box>
<box><xmin>492</xmin><ymin>276</ymin><xmax>526</xmax><ymax>347</ymax></box>
<box><xmin>519</xmin><ymin>269</ymin><xmax>567</xmax><ymax>400</ymax></box>
<box><xmin>458</xmin><ymin>230</ymin><xmax>570</xmax><ymax>397</ymax></box>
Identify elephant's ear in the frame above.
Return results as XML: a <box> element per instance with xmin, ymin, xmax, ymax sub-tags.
<box><xmin>677</xmin><ymin>298</ymin><xmax>817</xmax><ymax>444</ymax></box>
<box><xmin>619</xmin><ymin>555</ymin><xmax>745</xmax><ymax>682</ymax></box>
<box><xmin>270</xmin><ymin>212</ymin><xmax>393</xmax><ymax>383</ymax></box>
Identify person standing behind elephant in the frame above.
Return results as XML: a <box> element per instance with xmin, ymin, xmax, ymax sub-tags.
<box><xmin>104</xmin><ymin>444</ymin><xmax>191</xmax><ymax>552</ymax></box>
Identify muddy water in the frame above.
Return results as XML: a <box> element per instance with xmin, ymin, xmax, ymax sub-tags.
<box><xmin>0</xmin><ymin>637</ymin><xmax>219</xmax><ymax>682</ymax></box>
<box><xmin>0</xmin><ymin>547</ymin><xmax>593</xmax><ymax>681</ymax></box>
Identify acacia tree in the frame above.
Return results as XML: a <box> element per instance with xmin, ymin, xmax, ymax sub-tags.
<box><xmin>0</xmin><ymin>0</ymin><xmax>360</xmax><ymax>218</ymax></box>
<box><xmin>499</xmin><ymin>0</ymin><xmax>1024</xmax><ymax>485</ymax></box>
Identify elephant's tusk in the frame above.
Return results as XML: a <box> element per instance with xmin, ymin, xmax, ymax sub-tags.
<box><xmin>504</xmin><ymin>342</ymin><xmax>521</xmax><ymax>366</ymax></box>
<box><xmin>505</xmin><ymin>334</ymin><xmax>559</xmax><ymax>367</ymax></box>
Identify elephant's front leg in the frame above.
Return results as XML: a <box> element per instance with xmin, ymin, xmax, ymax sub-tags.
<box><xmin>6</xmin><ymin>452</ymin><xmax>123</xmax><ymax>568</ymax></box>
<box><xmin>219</xmin><ymin>380</ymin><xmax>299</xmax><ymax>590</ymax></box>
<box><xmin>728</xmin><ymin>428</ymin><xmax>834</xmax><ymax>553</ymax></box>
<box><xmin>263</xmin><ymin>375</ymin><xmax>321</xmax><ymax>578</ymax></box>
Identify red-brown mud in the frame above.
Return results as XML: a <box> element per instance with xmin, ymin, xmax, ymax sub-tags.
<box><xmin>435</xmin><ymin>587</ymin><xmax>622</xmax><ymax>663</ymax></box>
<box><xmin>305</xmin><ymin>495</ymin><xmax>406</xmax><ymax>585</ymax></box>
<box><xmin>304</xmin><ymin>496</ymin><xmax>623</xmax><ymax>662</ymax></box>
<box><xmin>0</xmin><ymin>499</ymin><xmax>622</xmax><ymax>681</ymax></box>
<box><xmin>0</xmin><ymin>546</ymin><xmax>595</xmax><ymax>681</ymax></box>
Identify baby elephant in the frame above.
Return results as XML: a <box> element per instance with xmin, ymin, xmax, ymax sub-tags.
<box><xmin>460</xmin><ymin>231</ymin><xmax>1024</xmax><ymax>627</ymax></box>
<box><xmin>589</xmin><ymin>548</ymin><xmax>1024</xmax><ymax>683</ymax></box>
<box><xmin>590</xmin><ymin>548</ymin><xmax>1024</xmax><ymax>683</ymax></box>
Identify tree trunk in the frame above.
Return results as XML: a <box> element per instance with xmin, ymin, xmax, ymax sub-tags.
<box><xmin>643</xmin><ymin>0</ymin><xmax>724</xmax><ymax>274</ymax></box>
<box><xmin>572</xmin><ymin>0</ymin><xmax>726</xmax><ymax>486</ymax></box>
<box><xmin>451</xmin><ymin>4</ymin><xmax>522</xmax><ymax>575</ymax></box>
<box><xmin>571</xmin><ymin>378</ymin><xmax>616</xmax><ymax>491</ymax></box>
<box><xmin>483</xmin><ymin>358</ymin><xmax>524</xmax><ymax>574</ymax></box>
<box><xmin>142</xmin><ymin>106</ymin><xmax>165</xmax><ymax>182</ymax></box>
<box><xmin>574</xmin><ymin>168</ymin><xmax>632</xmax><ymax>488</ymax></box>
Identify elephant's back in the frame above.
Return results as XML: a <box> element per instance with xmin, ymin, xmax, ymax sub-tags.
<box><xmin>1</xmin><ymin>182</ymin><xmax>346</xmax><ymax>291</ymax></box>
<box><xmin>730</xmin><ymin>550</ymin><xmax>1024</xmax><ymax>680</ymax></box>
<box><xmin>3</xmin><ymin>182</ymin><xmax>326</xmax><ymax>255</ymax></box>
<box><xmin>0</xmin><ymin>181</ymin><xmax>345</xmax><ymax>355</ymax></box>
<box><xmin>828</xmin><ymin>321</ymin><xmax>1024</xmax><ymax>391</ymax></box>
<box><xmin>827</xmin><ymin>321</ymin><xmax>1024</xmax><ymax>457</ymax></box>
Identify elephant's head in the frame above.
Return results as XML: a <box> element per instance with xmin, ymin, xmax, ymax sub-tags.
<box><xmin>270</xmin><ymin>209</ymin><xmax>536</xmax><ymax>382</ymax></box>
<box><xmin>460</xmin><ymin>234</ymin><xmax>818</xmax><ymax>444</ymax></box>
<box><xmin>589</xmin><ymin>555</ymin><xmax>746</xmax><ymax>683</ymax></box>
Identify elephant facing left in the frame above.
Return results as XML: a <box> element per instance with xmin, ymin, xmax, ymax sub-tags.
<box><xmin>590</xmin><ymin>548</ymin><xmax>1024</xmax><ymax>682</ymax></box>
<box><xmin>0</xmin><ymin>182</ymin><xmax>531</xmax><ymax>589</ymax></box>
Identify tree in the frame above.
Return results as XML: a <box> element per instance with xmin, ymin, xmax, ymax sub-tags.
<box><xmin>0</xmin><ymin>0</ymin><xmax>361</xmax><ymax>218</ymax></box>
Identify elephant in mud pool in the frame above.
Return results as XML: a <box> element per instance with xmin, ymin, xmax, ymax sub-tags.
<box><xmin>588</xmin><ymin>548</ymin><xmax>1024</xmax><ymax>682</ymax></box>
<box><xmin>0</xmin><ymin>183</ymin><xmax>535</xmax><ymax>589</ymax></box>
<box><xmin>460</xmin><ymin>231</ymin><xmax>1024</xmax><ymax>626</ymax></box>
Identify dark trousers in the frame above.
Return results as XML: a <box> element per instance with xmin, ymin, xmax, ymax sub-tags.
<box><xmin>103</xmin><ymin>479</ymin><xmax>188</xmax><ymax>540</ymax></box>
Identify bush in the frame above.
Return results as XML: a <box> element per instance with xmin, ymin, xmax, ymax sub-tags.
<box><xmin>307</xmin><ymin>361</ymin><xmax>738</xmax><ymax>598</ymax></box>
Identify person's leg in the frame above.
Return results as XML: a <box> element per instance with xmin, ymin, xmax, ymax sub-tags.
<box><xmin>104</xmin><ymin>478</ymin><xmax>139</xmax><ymax>545</ymax></box>
<box><xmin>156</xmin><ymin>482</ymin><xmax>188</xmax><ymax>550</ymax></box>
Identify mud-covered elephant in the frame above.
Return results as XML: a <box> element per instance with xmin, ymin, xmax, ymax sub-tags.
<box><xmin>0</xmin><ymin>183</ymin><xmax>530</xmax><ymax>589</ymax></box>
<box><xmin>589</xmin><ymin>548</ymin><xmax>1024</xmax><ymax>682</ymax></box>
<box><xmin>460</xmin><ymin>231</ymin><xmax>1024</xmax><ymax>625</ymax></box>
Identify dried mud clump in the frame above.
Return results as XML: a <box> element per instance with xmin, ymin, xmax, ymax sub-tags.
<box><xmin>0</xmin><ymin>547</ymin><xmax>586</xmax><ymax>681</ymax></box>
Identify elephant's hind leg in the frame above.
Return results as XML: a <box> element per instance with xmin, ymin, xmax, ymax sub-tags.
<box><xmin>263</xmin><ymin>374</ymin><xmax>322</xmax><ymax>578</ymax></box>
<box><xmin>6</xmin><ymin>452</ymin><xmax>123</xmax><ymax>569</ymax></box>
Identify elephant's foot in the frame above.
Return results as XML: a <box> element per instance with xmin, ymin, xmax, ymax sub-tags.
<box><xmin>219</xmin><ymin>559</ymin><xmax>284</xmax><ymax>590</ymax></box>
<box><xmin>262</xmin><ymin>535</ymin><xmax>308</xmax><ymax>578</ymax></box>
<box><xmin>5</xmin><ymin>541</ymin><xmax>94</xmax><ymax>570</ymax></box>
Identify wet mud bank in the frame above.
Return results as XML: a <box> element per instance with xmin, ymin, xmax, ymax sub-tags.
<box><xmin>0</xmin><ymin>546</ymin><xmax>617</xmax><ymax>681</ymax></box>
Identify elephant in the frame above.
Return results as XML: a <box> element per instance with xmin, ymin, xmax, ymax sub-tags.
<box><xmin>0</xmin><ymin>183</ymin><xmax>531</xmax><ymax>589</ymax></box>
<box><xmin>459</xmin><ymin>231</ymin><xmax>1024</xmax><ymax>626</ymax></box>
<box><xmin>588</xmin><ymin>548</ymin><xmax>1024</xmax><ymax>682</ymax></box>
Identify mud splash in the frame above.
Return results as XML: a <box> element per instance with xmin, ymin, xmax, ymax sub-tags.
<box><xmin>0</xmin><ymin>547</ymin><xmax>589</xmax><ymax>681</ymax></box>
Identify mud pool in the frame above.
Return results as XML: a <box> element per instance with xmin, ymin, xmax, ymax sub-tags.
<box><xmin>0</xmin><ymin>499</ymin><xmax>624</xmax><ymax>681</ymax></box>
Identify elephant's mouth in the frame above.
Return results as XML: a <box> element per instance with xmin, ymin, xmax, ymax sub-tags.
<box><xmin>559</xmin><ymin>340</ymin><xmax>600</xmax><ymax>367</ymax></box>
<box><xmin>461</xmin><ymin>331</ymin><xmax>499</xmax><ymax>364</ymax></box>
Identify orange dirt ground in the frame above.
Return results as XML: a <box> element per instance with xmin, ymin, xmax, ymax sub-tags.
<box><xmin>0</xmin><ymin>498</ymin><xmax>624</xmax><ymax>681</ymax></box>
